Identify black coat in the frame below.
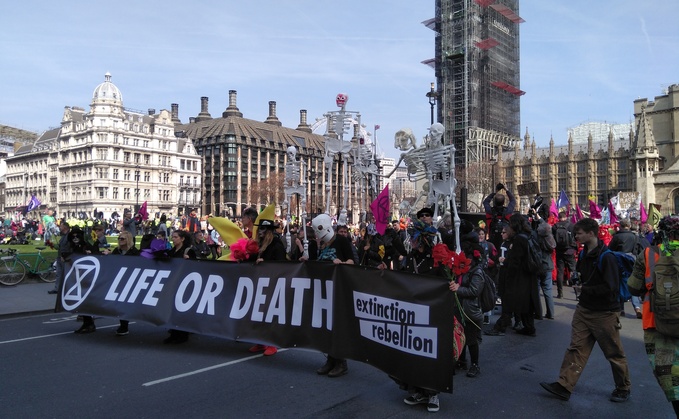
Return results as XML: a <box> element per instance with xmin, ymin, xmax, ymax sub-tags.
<box><xmin>501</xmin><ymin>233</ymin><xmax>541</xmax><ymax>315</ymax></box>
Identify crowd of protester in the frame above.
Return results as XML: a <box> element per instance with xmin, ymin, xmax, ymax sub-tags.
<box><xmin>28</xmin><ymin>193</ymin><xmax>679</xmax><ymax>416</ymax></box>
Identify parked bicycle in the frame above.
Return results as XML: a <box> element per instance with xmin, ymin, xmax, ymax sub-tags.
<box><xmin>0</xmin><ymin>247</ymin><xmax>57</xmax><ymax>286</ymax></box>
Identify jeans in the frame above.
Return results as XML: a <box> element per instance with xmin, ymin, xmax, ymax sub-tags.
<box><xmin>538</xmin><ymin>272</ymin><xmax>555</xmax><ymax>318</ymax></box>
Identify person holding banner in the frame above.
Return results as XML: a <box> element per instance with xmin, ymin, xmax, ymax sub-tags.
<box><xmin>164</xmin><ymin>230</ymin><xmax>197</xmax><ymax>344</ymax></box>
<box><xmin>108</xmin><ymin>231</ymin><xmax>140</xmax><ymax>336</ymax></box>
<box><xmin>312</xmin><ymin>214</ymin><xmax>354</xmax><ymax>378</ymax></box>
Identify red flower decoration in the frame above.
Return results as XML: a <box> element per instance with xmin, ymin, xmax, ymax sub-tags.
<box><xmin>229</xmin><ymin>238</ymin><xmax>260</xmax><ymax>262</ymax></box>
<box><xmin>451</xmin><ymin>252</ymin><xmax>471</xmax><ymax>276</ymax></box>
<box><xmin>432</xmin><ymin>243</ymin><xmax>453</xmax><ymax>269</ymax></box>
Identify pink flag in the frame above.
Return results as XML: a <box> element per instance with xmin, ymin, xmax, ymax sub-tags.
<box><xmin>139</xmin><ymin>201</ymin><xmax>149</xmax><ymax>221</ymax></box>
<box><xmin>608</xmin><ymin>200</ymin><xmax>618</xmax><ymax>225</ymax></box>
<box><xmin>549</xmin><ymin>198</ymin><xmax>559</xmax><ymax>218</ymax></box>
<box><xmin>369</xmin><ymin>185</ymin><xmax>390</xmax><ymax>235</ymax></box>
<box><xmin>589</xmin><ymin>199</ymin><xmax>601</xmax><ymax>219</ymax></box>
<box><xmin>640</xmin><ymin>200</ymin><xmax>648</xmax><ymax>223</ymax></box>
<box><xmin>575</xmin><ymin>204</ymin><xmax>584</xmax><ymax>221</ymax></box>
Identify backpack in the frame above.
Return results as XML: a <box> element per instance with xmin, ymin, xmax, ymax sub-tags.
<box><xmin>648</xmin><ymin>248</ymin><xmax>679</xmax><ymax>338</ymax></box>
<box><xmin>581</xmin><ymin>249</ymin><xmax>636</xmax><ymax>301</ymax></box>
<box><xmin>520</xmin><ymin>233</ymin><xmax>546</xmax><ymax>276</ymax></box>
<box><xmin>554</xmin><ymin>224</ymin><xmax>572</xmax><ymax>250</ymax></box>
<box><xmin>487</xmin><ymin>208</ymin><xmax>509</xmax><ymax>246</ymax></box>
<box><xmin>475</xmin><ymin>267</ymin><xmax>498</xmax><ymax>312</ymax></box>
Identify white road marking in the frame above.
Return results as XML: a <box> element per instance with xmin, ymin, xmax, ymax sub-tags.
<box><xmin>0</xmin><ymin>323</ymin><xmax>120</xmax><ymax>345</ymax></box>
<box><xmin>142</xmin><ymin>348</ymin><xmax>289</xmax><ymax>387</ymax></box>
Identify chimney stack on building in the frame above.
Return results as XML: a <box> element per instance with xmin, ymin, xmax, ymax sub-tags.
<box><xmin>296</xmin><ymin>109</ymin><xmax>312</xmax><ymax>133</ymax></box>
<box><xmin>222</xmin><ymin>90</ymin><xmax>243</xmax><ymax>118</ymax></box>
<box><xmin>148</xmin><ymin>108</ymin><xmax>155</xmax><ymax>115</ymax></box>
<box><xmin>171</xmin><ymin>103</ymin><xmax>181</xmax><ymax>123</ymax></box>
<box><xmin>264</xmin><ymin>101</ymin><xmax>282</xmax><ymax>126</ymax></box>
<box><xmin>195</xmin><ymin>96</ymin><xmax>212</xmax><ymax>122</ymax></box>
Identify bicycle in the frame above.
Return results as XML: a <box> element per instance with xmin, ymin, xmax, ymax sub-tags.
<box><xmin>0</xmin><ymin>247</ymin><xmax>57</xmax><ymax>286</ymax></box>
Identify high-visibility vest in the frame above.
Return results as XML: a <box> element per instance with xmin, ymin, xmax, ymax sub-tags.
<box><xmin>641</xmin><ymin>246</ymin><xmax>660</xmax><ymax>330</ymax></box>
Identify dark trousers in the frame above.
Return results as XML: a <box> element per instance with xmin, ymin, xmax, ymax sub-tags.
<box><xmin>555</xmin><ymin>252</ymin><xmax>576</xmax><ymax>294</ymax></box>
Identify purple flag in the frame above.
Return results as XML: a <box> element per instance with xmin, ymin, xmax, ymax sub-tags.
<box><xmin>640</xmin><ymin>200</ymin><xmax>648</xmax><ymax>223</ymax></box>
<box><xmin>369</xmin><ymin>185</ymin><xmax>390</xmax><ymax>235</ymax></box>
<box><xmin>589</xmin><ymin>199</ymin><xmax>601</xmax><ymax>219</ymax></box>
<box><xmin>27</xmin><ymin>195</ymin><xmax>41</xmax><ymax>212</ymax></box>
<box><xmin>608</xmin><ymin>200</ymin><xmax>618</xmax><ymax>225</ymax></box>
<box><xmin>557</xmin><ymin>189</ymin><xmax>571</xmax><ymax>215</ymax></box>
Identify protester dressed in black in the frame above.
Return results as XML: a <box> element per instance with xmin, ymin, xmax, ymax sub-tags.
<box><xmin>164</xmin><ymin>230</ymin><xmax>196</xmax><ymax>344</ymax></box>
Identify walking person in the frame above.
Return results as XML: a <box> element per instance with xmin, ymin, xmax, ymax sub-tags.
<box><xmin>540</xmin><ymin>217</ymin><xmax>631</xmax><ymax>402</ymax></box>
<box><xmin>628</xmin><ymin>215</ymin><xmax>679</xmax><ymax>417</ymax></box>
<box><xmin>535</xmin><ymin>214</ymin><xmax>556</xmax><ymax>319</ymax></box>
<box><xmin>553</xmin><ymin>211</ymin><xmax>577</xmax><ymax>298</ymax></box>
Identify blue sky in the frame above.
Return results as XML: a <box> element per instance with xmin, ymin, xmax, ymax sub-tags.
<box><xmin>1</xmin><ymin>1</ymin><xmax>677</xmax><ymax>160</ymax></box>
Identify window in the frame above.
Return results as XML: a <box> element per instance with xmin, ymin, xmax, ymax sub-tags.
<box><xmin>97</xmin><ymin>187</ymin><xmax>106</xmax><ymax>199</ymax></box>
<box><xmin>539</xmin><ymin>165</ymin><xmax>548</xmax><ymax>176</ymax></box>
<box><xmin>124</xmin><ymin>170</ymin><xmax>130</xmax><ymax>181</ymax></box>
<box><xmin>113</xmin><ymin>187</ymin><xmax>119</xmax><ymax>200</ymax></box>
<box><xmin>577</xmin><ymin>162</ymin><xmax>586</xmax><ymax>172</ymax></box>
<box><xmin>597</xmin><ymin>175</ymin><xmax>607</xmax><ymax>191</ymax></box>
<box><xmin>577</xmin><ymin>176</ymin><xmax>586</xmax><ymax>191</ymax></box>
<box><xmin>521</xmin><ymin>166</ymin><xmax>530</xmax><ymax>178</ymax></box>
<box><xmin>163</xmin><ymin>173</ymin><xmax>170</xmax><ymax>183</ymax></box>
<box><xmin>618</xmin><ymin>174</ymin><xmax>628</xmax><ymax>189</ymax></box>
<box><xmin>123</xmin><ymin>137</ymin><xmax>129</xmax><ymax>145</ymax></box>
<box><xmin>144</xmin><ymin>154</ymin><xmax>150</xmax><ymax>165</ymax></box>
<box><xmin>597</xmin><ymin>160</ymin><xmax>607</xmax><ymax>173</ymax></box>
<box><xmin>124</xmin><ymin>188</ymin><xmax>130</xmax><ymax>200</ymax></box>
<box><xmin>134</xmin><ymin>153</ymin><xmax>140</xmax><ymax>164</ymax></box>
<box><xmin>180</xmin><ymin>176</ymin><xmax>184</xmax><ymax>185</ymax></box>
<box><xmin>133</xmin><ymin>138</ymin><xmax>139</xmax><ymax>147</ymax></box>
<box><xmin>144</xmin><ymin>171</ymin><xmax>150</xmax><ymax>182</ymax></box>
<box><xmin>180</xmin><ymin>159</ymin><xmax>185</xmax><ymax>170</ymax></box>
<box><xmin>113</xmin><ymin>149</ymin><xmax>120</xmax><ymax>160</ymax></box>
<box><xmin>558</xmin><ymin>163</ymin><xmax>567</xmax><ymax>174</ymax></box>
<box><xmin>113</xmin><ymin>169</ymin><xmax>119</xmax><ymax>180</ymax></box>
<box><xmin>124</xmin><ymin>152</ymin><xmax>130</xmax><ymax>163</ymax></box>
<box><xmin>618</xmin><ymin>159</ymin><xmax>628</xmax><ymax>171</ymax></box>
<box><xmin>192</xmin><ymin>161</ymin><xmax>197</xmax><ymax>171</ymax></box>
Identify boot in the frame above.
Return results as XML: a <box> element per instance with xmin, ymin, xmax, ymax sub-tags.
<box><xmin>327</xmin><ymin>359</ymin><xmax>348</xmax><ymax>377</ymax></box>
<box><xmin>316</xmin><ymin>357</ymin><xmax>336</xmax><ymax>375</ymax></box>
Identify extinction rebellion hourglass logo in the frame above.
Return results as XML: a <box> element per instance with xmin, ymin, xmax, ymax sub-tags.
<box><xmin>353</xmin><ymin>291</ymin><xmax>437</xmax><ymax>358</ymax></box>
<box><xmin>61</xmin><ymin>256</ymin><xmax>101</xmax><ymax>311</ymax></box>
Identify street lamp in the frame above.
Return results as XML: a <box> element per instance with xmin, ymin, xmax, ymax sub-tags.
<box><xmin>426</xmin><ymin>82</ymin><xmax>438</xmax><ymax>126</ymax></box>
<box><xmin>135</xmin><ymin>165</ymin><xmax>140</xmax><ymax>212</ymax></box>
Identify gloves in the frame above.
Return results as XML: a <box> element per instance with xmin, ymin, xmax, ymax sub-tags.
<box><xmin>496</xmin><ymin>183</ymin><xmax>505</xmax><ymax>192</ymax></box>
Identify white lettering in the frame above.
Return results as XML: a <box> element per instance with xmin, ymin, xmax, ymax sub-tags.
<box><xmin>128</xmin><ymin>269</ymin><xmax>156</xmax><ymax>303</ymax></box>
<box><xmin>142</xmin><ymin>270</ymin><xmax>170</xmax><ymax>306</ymax></box>
<box><xmin>251</xmin><ymin>278</ymin><xmax>270</xmax><ymax>322</ymax></box>
<box><xmin>230</xmin><ymin>277</ymin><xmax>254</xmax><ymax>319</ymax></box>
<box><xmin>290</xmin><ymin>277</ymin><xmax>311</xmax><ymax>326</ymax></box>
<box><xmin>175</xmin><ymin>273</ymin><xmax>202</xmax><ymax>313</ymax></box>
<box><xmin>264</xmin><ymin>278</ymin><xmax>287</xmax><ymax>324</ymax></box>
<box><xmin>196</xmin><ymin>275</ymin><xmax>224</xmax><ymax>315</ymax></box>
<box><xmin>312</xmin><ymin>279</ymin><xmax>333</xmax><ymax>329</ymax></box>
<box><xmin>105</xmin><ymin>268</ymin><xmax>128</xmax><ymax>301</ymax></box>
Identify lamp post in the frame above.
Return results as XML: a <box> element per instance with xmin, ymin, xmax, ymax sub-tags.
<box><xmin>135</xmin><ymin>165</ymin><xmax>140</xmax><ymax>212</ymax></box>
<box><xmin>426</xmin><ymin>82</ymin><xmax>438</xmax><ymax>126</ymax></box>
<box><xmin>74</xmin><ymin>187</ymin><xmax>81</xmax><ymax>218</ymax></box>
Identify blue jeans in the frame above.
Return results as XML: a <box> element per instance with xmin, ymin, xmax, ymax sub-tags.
<box><xmin>538</xmin><ymin>272</ymin><xmax>555</xmax><ymax>318</ymax></box>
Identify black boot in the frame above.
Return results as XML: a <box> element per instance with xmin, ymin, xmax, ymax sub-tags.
<box><xmin>316</xmin><ymin>357</ymin><xmax>336</xmax><ymax>375</ymax></box>
<box><xmin>328</xmin><ymin>359</ymin><xmax>348</xmax><ymax>378</ymax></box>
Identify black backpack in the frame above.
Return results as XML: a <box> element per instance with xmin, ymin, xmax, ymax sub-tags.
<box><xmin>554</xmin><ymin>224</ymin><xmax>572</xmax><ymax>250</ymax></box>
<box><xmin>520</xmin><ymin>233</ymin><xmax>547</xmax><ymax>276</ymax></box>
<box><xmin>476</xmin><ymin>267</ymin><xmax>497</xmax><ymax>312</ymax></box>
<box><xmin>487</xmin><ymin>207</ymin><xmax>509</xmax><ymax>246</ymax></box>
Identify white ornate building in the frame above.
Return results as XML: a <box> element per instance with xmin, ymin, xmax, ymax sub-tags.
<box><xmin>4</xmin><ymin>73</ymin><xmax>202</xmax><ymax>219</ymax></box>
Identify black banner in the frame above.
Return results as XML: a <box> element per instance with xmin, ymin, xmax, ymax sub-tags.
<box><xmin>59</xmin><ymin>256</ymin><xmax>455</xmax><ymax>392</ymax></box>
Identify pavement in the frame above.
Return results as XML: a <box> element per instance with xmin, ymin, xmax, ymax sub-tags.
<box><xmin>0</xmin><ymin>278</ymin><xmax>57</xmax><ymax>318</ymax></box>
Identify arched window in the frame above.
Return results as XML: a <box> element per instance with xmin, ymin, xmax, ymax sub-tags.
<box><xmin>674</xmin><ymin>193</ymin><xmax>679</xmax><ymax>215</ymax></box>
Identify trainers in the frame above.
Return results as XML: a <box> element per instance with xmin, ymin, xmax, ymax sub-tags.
<box><xmin>483</xmin><ymin>315</ymin><xmax>490</xmax><ymax>325</ymax></box>
<box><xmin>115</xmin><ymin>326</ymin><xmax>129</xmax><ymax>336</ymax></box>
<box><xmin>513</xmin><ymin>321</ymin><xmax>524</xmax><ymax>330</ymax></box>
<box><xmin>403</xmin><ymin>392</ymin><xmax>428</xmax><ymax>406</ymax></box>
<box><xmin>540</xmin><ymin>381</ymin><xmax>571</xmax><ymax>401</ymax></box>
<box><xmin>610</xmin><ymin>389</ymin><xmax>630</xmax><ymax>402</ymax></box>
<box><xmin>635</xmin><ymin>308</ymin><xmax>642</xmax><ymax>319</ymax></box>
<box><xmin>427</xmin><ymin>394</ymin><xmax>440</xmax><ymax>412</ymax></box>
<box><xmin>484</xmin><ymin>329</ymin><xmax>505</xmax><ymax>336</ymax></box>
<box><xmin>249</xmin><ymin>344</ymin><xmax>266</xmax><ymax>353</ymax></box>
<box><xmin>263</xmin><ymin>346</ymin><xmax>278</xmax><ymax>356</ymax></box>
<box><xmin>466</xmin><ymin>364</ymin><xmax>480</xmax><ymax>378</ymax></box>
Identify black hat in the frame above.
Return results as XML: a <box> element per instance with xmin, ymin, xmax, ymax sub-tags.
<box><xmin>254</xmin><ymin>219</ymin><xmax>278</xmax><ymax>230</ymax></box>
<box><xmin>416</xmin><ymin>207</ymin><xmax>433</xmax><ymax>218</ymax></box>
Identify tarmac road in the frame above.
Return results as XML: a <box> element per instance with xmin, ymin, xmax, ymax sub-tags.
<box><xmin>0</xmin><ymin>281</ymin><xmax>675</xmax><ymax>418</ymax></box>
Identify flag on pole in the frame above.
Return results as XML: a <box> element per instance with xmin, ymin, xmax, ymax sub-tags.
<box><xmin>572</xmin><ymin>204</ymin><xmax>584</xmax><ymax>222</ymax></box>
<box><xmin>557</xmin><ymin>189</ymin><xmax>571</xmax><ymax>215</ymax></box>
<box><xmin>549</xmin><ymin>198</ymin><xmax>559</xmax><ymax>218</ymax></box>
<box><xmin>139</xmin><ymin>201</ymin><xmax>149</xmax><ymax>221</ymax></box>
<box><xmin>370</xmin><ymin>185</ymin><xmax>390</xmax><ymax>235</ymax></box>
<box><xmin>374</xmin><ymin>125</ymin><xmax>380</xmax><ymax>130</ymax></box>
<box><xmin>588</xmin><ymin>197</ymin><xmax>601</xmax><ymax>220</ymax></box>
<box><xmin>27</xmin><ymin>195</ymin><xmax>41</xmax><ymax>212</ymax></box>
<box><xmin>649</xmin><ymin>204</ymin><xmax>662</xmax><ymax>229</ymax></box>
<box><xmin>608</xmin><ymin>199</ymin><xmax>618</xmax><ymax>225</ymax></box>
<box><xmin>640</xmin><ymin>200</ymin><xmax>648</xmax><ymax>223</ymax></box>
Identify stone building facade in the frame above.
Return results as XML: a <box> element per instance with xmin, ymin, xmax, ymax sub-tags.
<box><xmin>495</xmin><ymin>84</ymin><xmax>679</xmax><ymax>215</ymax></box>
<box><xmin>4</xmin><ymin>73</ymin><xmax>202</xmax><ymax>219</ymax></box>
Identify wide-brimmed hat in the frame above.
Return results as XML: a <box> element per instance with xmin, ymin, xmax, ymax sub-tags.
<box><xmin>416</xmin><ymin>207</ymin><xmax>434</xmax><ymax>218</ymax></box>
<box><xmin>254</xmin><ymin>219</ymin><xmax>278</xmax><ymax>230</ymax></box>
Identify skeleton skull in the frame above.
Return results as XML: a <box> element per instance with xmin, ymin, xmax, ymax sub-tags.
<box><xmin>311</xmin><ymin>214</ymin><xmax>335</xmax><ymax>243</ymax></box>
<box><xmin>287</xmin><ymin>146</ymin><xmax>297</xmax><ymax>160</ymax></box>
<box><xmin>428</xmin><ymin>123</ymin><xmax>445</xmax><ymax>143</ymax></box>
<box><xmin>394</xmin><ymin>128</ymin><xmax>416</xmax><ymax>151</ymax></box>
<box><xmin>335</xmin><ymin>93</ymin><xmax>348</xmax><ymax>108</ymax></box>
